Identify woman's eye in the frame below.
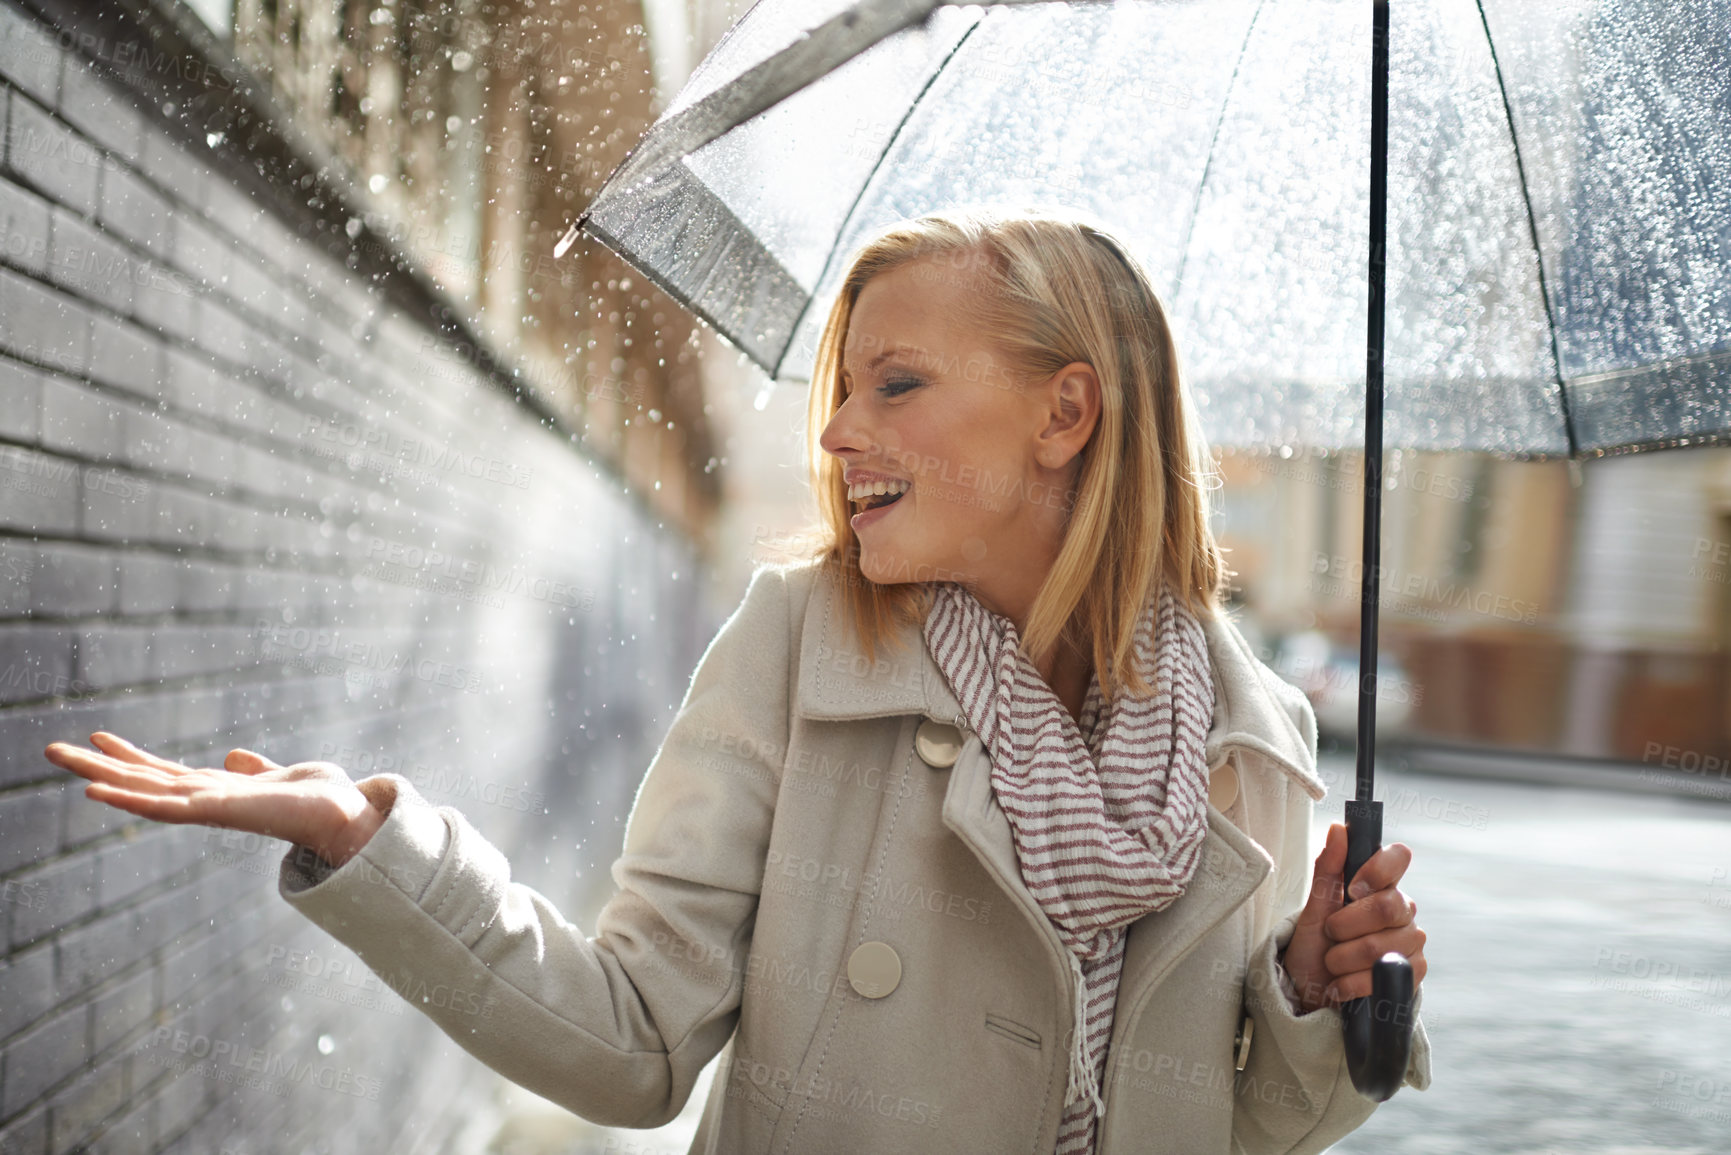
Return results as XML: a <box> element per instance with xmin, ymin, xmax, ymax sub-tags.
<box><xmin>880</xmin><ymin>376</ymin><xmax>921</xmax><ymax>397</ymax></box>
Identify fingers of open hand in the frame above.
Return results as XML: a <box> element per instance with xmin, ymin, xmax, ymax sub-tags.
<box><xmin>46</xmin><ymin>740</ymin><xmax>182</xmax><ymax>792</ymax></box>
<box><xmin>89</xmin><ymin>731</ymin><xmax>186</xmax><ymax>773</ymax></box>
<box><xmin>46</xmin><ymin>738</ymin><xmax>232</xmax><ymax>824</ymax></box>
<box><xmin>1325</xmin><ymin>948</ymin><xmax>1429</xmax><ymax>1003</ymax></box>
<box><xmin>81</xmin><ymin>781</ymin><xmax>205</xmax><ymax>824</ymax></box>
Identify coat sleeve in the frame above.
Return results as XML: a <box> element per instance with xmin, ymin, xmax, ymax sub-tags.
<box><xmin>275</xmin><ymin>563</ymin><xmax>798</xmax><ymax>1128</ymax></box>
<box><xmin>1230</xmin><ymin>670</ymin><xmax>1433</xmax><ymax>1155</ymax></box>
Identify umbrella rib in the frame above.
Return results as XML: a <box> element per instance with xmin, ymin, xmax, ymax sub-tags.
<box><xmin>1473</xmin><ymin>0</ymin><xmax>1580</xmax><ymax>459</ymax></box>
<box><xmin>604</xmin><ymin>0</ymin><xmax>942</xmax><ymax>205</ymax></box>
<box><xmin>774</xmin><ymin>9</ymin><xmax>989</xmax><ymax>381</ymax></box>
<box><xmin>1170</xmin><ymin>0</ymin><xmax>1271</xmax><ymax>306</ymax></box>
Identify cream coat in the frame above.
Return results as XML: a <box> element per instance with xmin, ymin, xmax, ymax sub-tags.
<box><xmin>280</xmin><ymin>558</ymin><xmax>1431</xmax><ymax>1153</ymax></box>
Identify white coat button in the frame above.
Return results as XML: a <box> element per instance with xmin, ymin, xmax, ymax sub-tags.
<box><xmin>1209</xmin><ymin>763</ymin><xmax>1239</xmax><ymax>812</ymax></box>
<box><xmin>915</xmin><ymin>719</ymin><xmax>963</xmax><ymax>769</ymax></box>
<box><xmin>847</xmin><ymin>941</ymin><xmax>902</xmax><ymax>998</ymax></box>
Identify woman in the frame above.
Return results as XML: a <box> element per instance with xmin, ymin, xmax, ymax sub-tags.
<box><xmin>44</xmin><ymin>207</ymin><xmax>1430</xmax><ymax>1154</ymax></box>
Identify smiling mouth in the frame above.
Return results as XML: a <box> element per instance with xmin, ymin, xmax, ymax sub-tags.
<box><xmin>851</xmin><ymin>484</ymin><xmax>907</xmax><ymax>509</ymax></box>
<box><xmin>856</xmin><ymin>488</ymin><xmax>907</xmax><ymax>512</ymax></box>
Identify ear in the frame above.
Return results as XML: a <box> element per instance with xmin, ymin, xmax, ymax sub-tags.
<box><xmin>1034</xmin><ymin>361</ymin><xmax>1101</xmax><ymax>469</ymax></box>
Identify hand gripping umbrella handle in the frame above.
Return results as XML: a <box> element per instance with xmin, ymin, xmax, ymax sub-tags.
<box><xmin>1340</xmin><ymin>799</ymin><xmax>1415</xmax><ymax>1101</ymax></box>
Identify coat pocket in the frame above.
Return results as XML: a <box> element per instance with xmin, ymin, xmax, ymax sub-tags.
<box><xmin>984</xmin><ymin>1011</ymin><xmax>1042</xmax><ymax>1050</ymax></box>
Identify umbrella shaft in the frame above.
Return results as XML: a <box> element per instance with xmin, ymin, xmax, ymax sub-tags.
<box><xmin>1356</xmin><ymin>0</ymin><xmax>1389</xmax><ymax>805</ymax></box>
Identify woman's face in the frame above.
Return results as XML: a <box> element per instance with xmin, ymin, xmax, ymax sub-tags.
<box><xmin>818</xmin><ymin>254</ymin><xmax>1094</xmax><ymax>619</ymax></box>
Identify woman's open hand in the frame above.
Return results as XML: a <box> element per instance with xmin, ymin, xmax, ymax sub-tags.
<box><xmin>43</xmin><ymin>732</ymin><xmax>385</xmax><ymax>868</ymax></box>
<box><xmin>1279</xmin><ymin>821</ymin><xmax>1427</xmax><ymax>1015</ymax></box>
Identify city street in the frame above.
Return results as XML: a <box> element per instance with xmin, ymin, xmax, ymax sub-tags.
<box><xmin>488</xmin><ymin>761</ymin><xmax>1731</xmax><ymax>1154</ymax></box>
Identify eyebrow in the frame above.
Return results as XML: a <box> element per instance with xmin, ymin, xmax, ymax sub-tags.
<box><xmin>843</xmin><ymin>347</ymin><xmax>920</xmax><ymax>384</ymax></box>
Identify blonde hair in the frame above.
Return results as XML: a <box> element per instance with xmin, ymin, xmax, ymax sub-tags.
<box><xmin>799</xmin><ymin>205</ymin><xmax>1226</xmax><ymax>700</ymax></box>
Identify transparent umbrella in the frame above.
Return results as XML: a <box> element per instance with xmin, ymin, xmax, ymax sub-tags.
<box><xmin>557</xmin><ymin>0</ymin><xmax>1731</xmax><ymax>1103</ymax></box>
<box><xmin>562</xmin><ymin>0</ymin><xmax>1731</xmax><ymax>458</ymax></box>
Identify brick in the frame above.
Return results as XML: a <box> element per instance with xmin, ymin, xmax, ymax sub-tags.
<box><xmin>87</xmin><ymin>315</ymin><xmax>162</xmax><ymax>400</ymax></box>
<box><xmin>25</xmin><ymin>542</ymin><xmax>118</xmax><ymax>617</ymax></box>
<box><xmin>226</xmin><ymin>257</ymin><xmax>275</xmax><ymax>324</ymax></box>
<box><xmin>163</xmin><ymin>348</ymin><xmax>221</xmax><ymax>418</ymax></box>
<box><xmin>132</xmin><ymin>125</ymin><xmax>202</xmax><ymax>215</ymax></box>
<box><xmin>0</xmin><ymin>173</ymin><xmax>52</xmax><ymax>276</ymax></box>
<box><xmin>0</xmin><ymin>541</ymin><xmax>28</xmax><ymax>614</ymax></box>
<box><xmin>51</xmin><ymin>905</ymin><xmax>136</xmax><ymax>998</ymax></box>
<box><xmin>47</xmin><ymin>1054</ymin><xmax>128</xmax><ymax>1155</ymax></box>
<box><xmin>120</xmin><ymin>406</ymin><xmax>187</xmax><ymax>482</ymax></box>
<box><xmin>157</xmin><ymin>930</ymin><xmax>214</xmax><ymax>1012</ymax></box>
<box><xmin>38</xmin><ymin>373</ymin><xmax>124</xmax><ymax>461</ymax></box>
<box><xmin>91</xmin><ymin>967</ymin><xmax>154</xmax><ymax>1055</ymax></box>
<box><xmin>0</xmin><ymin>269</ymin><xmax>91</xmax><ymax>378</ymax></box>
<box><xmin>58</xmin><ymin>786</ymin><xmax>129</xmax><ymax>851</ymax></box>
<box><xmin>0</xmin><ymin>1004</ymin><xmax>86</xmax><ymax>1117</ymax></box>
<box><xmin>171</xmin><ymin>217</ymin><xmax>226</xmax><ymax>292</ymax></box>
<box><xmin>143</xmin><ymin>486</ymin><xmax>205</xmax><ymax>546</ymax></box>
<box><xmin>129</xmin><ymin>882</ymin><xmax>216</xmax><ymax>965</ymax></box>
<box><xmin>0</xmin><ymin>781</ymin><xmax>63</xmax><ymax>872</ymax></box>
<box><xmin>0</xmin><ymin>1102</ymin><xmax>47</xmax><ymax>1155</ymax></box>
<box><xmin>46</xmin><ymin>210</ymin><xmax>133</xmax><ymax>315</ymax></box>
<box><xmin>171</xmin><ymin>687</ymin><xmax>225</xmax><ymax>738</ymax></box>
<box><xmin>82</xmin><ymin>1096</ymin><xmax>149</xmax><ymax>1155</ymax></box>
<box><xmin>0</xmin><ymin>6</ymin><xmax>60</xmax><ymax>106</ymax></box>
<box><xmin>5</xmin><ymin>850</ymin><xmax>96</xmax><ymax>947</ymax></box>
<box><xmin>202</xmin><ymin>183</ymin><xmax>267</xmax><ymax>251</ymax></box>
<box><xmin>95</xmin><ymin>829</ymin><xmax>171</xmax><ymax>909</ymax></box>
<box><xmin>0</xmin><ymin>698</ymin><xmax>102</xmax><ymax>792</ymax></box>
<box><xmin>0</xmin><ymin>942</ymin><xmax>53</xmax><ymax>1043</ymax></box>
<box><xmin>129</xmin><ymin>259</ymin><xmax>195</xmax><ymax>341</ymax></box>
<box><xmin>145</xmin><ymin>1048</ymin><xmax>204</xmax><ymax>1143</ymax></box>
<box><xmin>116</xmin><ymin>550</ymin><xmax>177</xmax><ymax>615</ymax></box>
<box><xmin>74</xmin><ymin>625</ymin><xmax>151</xmax><ymax>688</ymax></box>
<box><xmin>176</xmin><ymin>424</ymin><xmax>235</xmax><ymax>491</ymax></box>
<box><xmin>76</xmin><ymin>466</ymin><xmax>154</xmax><ymax>543</ymax></box>
<box><xmin>3</xmin><ymin>97</ymin><xmax>98</xmax><ymax>217</ymax></box>
<box><xmin>193</xmin><ymin>298</ymin><xmax>246</xmax><ymax>367</ymax></box>
<box><xmin>0</xmin><ymin>356</ymin><xmax>40</xmax><ymax>443</ymax></box>
<box><xmin>0</xmin><ymin>623</ymin><xmax>76</xmax><ymax>707</ymax></box>
<box><xmin>57</xmin><ymin>58</ymin><xmax>143</xmax><ymax>165</ymax></box>
<box><xmin>95</xmin><ymin>164</ymin><xmax>170</xmax><ymax>260</ymax></box>
<box><xmin>0</xmin><ymin>445</ymin><xmax>78</xmax><ymax>534</ymax></box>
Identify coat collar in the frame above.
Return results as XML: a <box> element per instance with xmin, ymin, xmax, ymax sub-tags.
<box><xmin>794</xmin><ymin>560</ymin><xmax>1325</xmax><ymax>800</ymax></box>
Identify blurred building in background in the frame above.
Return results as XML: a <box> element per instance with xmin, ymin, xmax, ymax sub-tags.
<box><xmin>1215</xmin><ymin>446</ymin><xmax>1731</xmax><ymax>776</ymax></box>
<box><xmin>228</xmin><ymin>0</ymin><xmax>723</xmax><ymax>548</ymax></box>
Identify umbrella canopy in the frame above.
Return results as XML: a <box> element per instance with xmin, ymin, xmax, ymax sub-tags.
<box><xmin>568</xmin><ymin>0</ymin><xmax>1731</xmax><ymax>457</ymax></box>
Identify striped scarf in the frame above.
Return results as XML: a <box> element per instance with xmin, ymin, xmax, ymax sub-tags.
<box><xmin>922</xmin><ymin>580</ymin><xmax>1215</xmax><ymax>1155</ymax></box>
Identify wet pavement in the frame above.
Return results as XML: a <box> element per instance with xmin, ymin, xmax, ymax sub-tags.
<box><xmin>1321</xmin><ymin>757</ymin><xmax>1731</xmax><ymax>1155</ymax></box>
<box><xmin>483</xmin><ymin>757</ymin><xmax>1731</xmax><ymax>1154</ymax></box>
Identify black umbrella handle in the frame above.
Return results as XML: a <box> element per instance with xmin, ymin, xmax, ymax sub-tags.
<box><xmin>1340</xmin><ymin>800</ymin><xmax>1415</xmax><ymax>1100</ymax></box>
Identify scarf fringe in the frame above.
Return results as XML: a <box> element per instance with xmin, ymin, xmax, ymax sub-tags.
<box><xmin>1064</xmin><ymin>950</ymin><xmax>1108</xmax><ymax>1119</ymax></box>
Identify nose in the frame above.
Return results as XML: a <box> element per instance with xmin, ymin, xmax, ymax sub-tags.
<box><xmin>818</xmin><ymin>388</ymin><xmax>875</xmax><ymax>464</ymax></box>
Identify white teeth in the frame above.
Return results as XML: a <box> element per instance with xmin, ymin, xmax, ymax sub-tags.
<box><xmin>847</xmin><ymin>478</ymin><xmax>911</xmax><ymax>502</ymax></box>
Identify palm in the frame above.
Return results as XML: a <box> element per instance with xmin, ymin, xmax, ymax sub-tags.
<box><xmin>43</xmin><ymin>731</ymin><xmax>363</xmax><ymax>857</ymax></box>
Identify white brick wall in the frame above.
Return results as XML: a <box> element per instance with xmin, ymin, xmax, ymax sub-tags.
<box><xmin>0</xmin><ymin>4</ymin><xmax>712</xmax><ymax>1150</ymax></box>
